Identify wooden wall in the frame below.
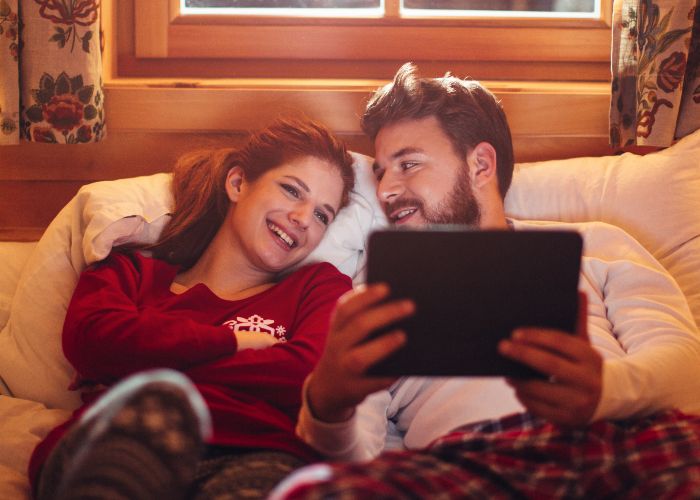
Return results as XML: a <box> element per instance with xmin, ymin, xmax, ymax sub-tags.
<box><xmin>0</xmin><ymin>95</ymin><xmax>616</xmax><ymax>241</ymax></box>
<box><xmin>0</xmin><ymin>124</ymin><xmax>613</xmax><ymax>242</ymax></box>
<box><xmin>0</xmin><ymin>0</ymin><xmax>619</xmax><ymax>241</ymax></box>
<box><xmin>0</xmin><ymin>129</ymin><xmax>372</xmax><ymax>241</ymax></box>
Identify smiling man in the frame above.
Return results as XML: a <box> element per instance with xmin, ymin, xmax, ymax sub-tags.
<box><xmin>373</xmin><ymin>116</ymin><xmax>485</xmax><ymax>227</ymax></box>
<box><xmin>269</xmin><ymin>63</ymin><xmax>700</xmax><ymax>498</ymax></box>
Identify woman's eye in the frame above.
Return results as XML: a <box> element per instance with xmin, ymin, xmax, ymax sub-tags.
<box><xmin>314</xmin><ymin>210</ymin><xmax>330</xmax><ymax>226</ymax></box>
<box><xmin>281</xmin><ymin>183</ymin><xmax>300</xmax><ymax>198</ymax></box>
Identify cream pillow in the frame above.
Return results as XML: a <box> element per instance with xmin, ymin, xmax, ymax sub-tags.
<box><xmin>0</xmin><ymin>154</ymin><xmax>382</xmax><ymax>410</ymax></box>
<box><xmin>505</xmin><ymin>129</ymin><xmax>700</xmax><ymax>329</ymax></box>
<box><xmin>0</xmin><ymin>396</ymin><xmax>70</xmax><ymax>499</ymax></box>
<box><xmin>0</xmin><ymin>174</ymin><xmax>172</xmax><ymax>409</ymax></box>
<box><xmin>0</xmin><ymin>242</ymin><xmax>37</xmax><ymax>332</ymax></box>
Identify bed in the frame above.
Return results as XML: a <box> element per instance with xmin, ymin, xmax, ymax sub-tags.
<box><xmin>1</xmin><ymin>133</ymin><xmax>700</xmax><ymax>498</ymax></box>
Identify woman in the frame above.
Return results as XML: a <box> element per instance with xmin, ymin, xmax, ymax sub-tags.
<box><xmin>29</xmin><ymin>118</ymin><xmax>356</xmax><ymax>500</ymax></box>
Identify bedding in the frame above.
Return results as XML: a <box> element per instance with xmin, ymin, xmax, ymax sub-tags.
<box><xmin>0</xmin><ymin>241</ymin><xmax>36</xmax><ymax>334</ymax></box>
<box><xmin>1</xmin><ymin>131</ymin><xmax>700</xmax><ymax>498</ymax></box>
<box><xmin>505</xmin><ymin>130</ymin><xmax>700</xmax><ymax>330</ymax></box>
<box><xmin>0</xmin><ymin>153</ymin><xmax>383</xmax><ymax>411</ymax></box>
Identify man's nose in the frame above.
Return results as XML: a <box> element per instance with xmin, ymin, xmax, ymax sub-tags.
<box><xmin>377</xmin><ymin>170</ymin><xmax>404</xmax><ymax>203</ymax></box>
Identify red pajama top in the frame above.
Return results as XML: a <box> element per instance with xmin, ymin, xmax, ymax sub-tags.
<box><xmin>30</xmin><ymin>251</ymin><xmax>351</xmax><ymax>485</ymax></box>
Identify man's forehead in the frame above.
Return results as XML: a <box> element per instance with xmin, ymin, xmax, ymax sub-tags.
<box><xmin>375</xmin><ymin>116</ymin><xmax>443</xmax><ymax>149</ymax></box>
<box><xmin>372</xmin><ymin>146</ymin><xmax>424</xmax><ymax>173</ymax></box>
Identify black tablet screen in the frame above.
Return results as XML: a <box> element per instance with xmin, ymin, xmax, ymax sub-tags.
<box><xmin>365</xmin><ymin>228</ymin><xmax>583</xmax><ymax>378</ymax></box>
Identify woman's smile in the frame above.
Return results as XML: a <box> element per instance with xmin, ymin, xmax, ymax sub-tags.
<box><xmin>267</xmin><ymin>220</ymin><xmax>298</xmax><ymax>250</ymax></box>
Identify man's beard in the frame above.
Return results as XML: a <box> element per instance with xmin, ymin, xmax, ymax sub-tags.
<box><xmin>387</xmin><ymin>166</ymin><xmax>481</xmax><ymax>227</ymax></box>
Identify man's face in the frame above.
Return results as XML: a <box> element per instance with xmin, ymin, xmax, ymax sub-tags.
<box><xmin>373</xmin><ymin>115</ymin><xmax>480</xmax><ymax>228</ymax></box>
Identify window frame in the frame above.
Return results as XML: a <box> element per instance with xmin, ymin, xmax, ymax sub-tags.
<box><xmin>127</xmin><ymin>0</ymin><xmax>612</xmax><ymax>80</ymax></box>
<box><xmin>103</xmin><ymin>0</ymin><xmax>614</xmax><ymax>161</ymax></box>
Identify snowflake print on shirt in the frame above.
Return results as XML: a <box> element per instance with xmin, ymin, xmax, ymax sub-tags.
<box><xmin>223</xmin><ymin>314</ymin><xmax>288</xmax><ymax>341</ymax></box>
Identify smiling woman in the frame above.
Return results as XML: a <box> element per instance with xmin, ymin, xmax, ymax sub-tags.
<box><xmin>149</xmin><ymin>119</ymin><xmax>355</xmax><ymax>271</ymax></box>
<box><xmin>28</xmin><ymin>117</ymin><xmax>358</xmax><ymax>500</ymax></box>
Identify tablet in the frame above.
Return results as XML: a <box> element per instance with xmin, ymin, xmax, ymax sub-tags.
<box><xmin>365</xmin><ymin>228</ymin><xmax>583</xmax><ymax>378</ymax></box>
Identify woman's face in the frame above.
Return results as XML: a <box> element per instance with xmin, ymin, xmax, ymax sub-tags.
<box><xmin>227</xmin><ymin>156</ymin><xmax>345</xmax><ymax>273</ymax></box>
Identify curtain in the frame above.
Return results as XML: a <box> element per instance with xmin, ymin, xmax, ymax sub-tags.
<box><xmin>0</xmin><ymin>0</ymin><xmax>105</xmax><ymax>146</ymax></box>
<box><xmin>610</xmin><ymin>0</ymin><xmax>700</xmax><ymax>148</ymax></box>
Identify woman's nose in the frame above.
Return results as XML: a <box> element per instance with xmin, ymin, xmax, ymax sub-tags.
<box><xmin>289</xmin><ymin>203</ymin><xmax>313</xmax><ymax>230</ymax></box>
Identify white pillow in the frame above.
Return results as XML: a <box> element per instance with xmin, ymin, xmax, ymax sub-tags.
<box><xmin>0</xmin><ymin>396</ymin><xmax>70</xmax><ymax>499</ymax></box>
<box><xmin>505</xmin><ymin>129</ymin><xmax>700</xmax><ymax>329</ymax></box>
<box><xmin>0</xmin><ymin>153</ymin><xmax>383</xmax><ymax>410</ymax></box>
<box><xmin>0</xmin><ymin>242</ymin><xmax>37</xmax><ymax>332</ymax></box>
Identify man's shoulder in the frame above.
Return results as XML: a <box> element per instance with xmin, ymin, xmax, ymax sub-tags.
<box><xmin>511</xmin><ymin>219</ymin><xmax>649</xmax><ymax>258</ymax></box>
<box><xmin>511</xmin><ymin>218</ymin><xmax>627</xmax><ymax>237</ymax></box>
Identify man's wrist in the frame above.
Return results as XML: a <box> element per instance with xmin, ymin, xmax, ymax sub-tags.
<box><xmin>306</xmin><ymin>376</ymin><xmax>355</xmax><ymax>424</ymax></box>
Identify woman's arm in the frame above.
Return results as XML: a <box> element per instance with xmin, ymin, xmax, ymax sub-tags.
<box><xmin>184</xmin><ymin>264</ymin><xmax>352</xmax><ymax>411</ymax></box>
<box><xmin>63</xmin><ymin>252</ymin><xmax>237</xmax><ymax>384</ymax></box>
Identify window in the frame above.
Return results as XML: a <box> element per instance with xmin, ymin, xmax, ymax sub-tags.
<box><xmin>182</xmin><ymin>0</ymin><xmax>597</xmax><ymax>16</ymax></box>
<box><xmin>123</xmin><ymin>0</ymin><xmax>611</xmax><ymax>81</ymax></box>
<box><xmin>102</xmin><ymin>0</ymin><xmax>614</xmax><ymax>198</ymax></box>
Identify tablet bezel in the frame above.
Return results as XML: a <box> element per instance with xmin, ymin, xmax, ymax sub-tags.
<box><xmin>365</xmin><ymin>228</ymin><xmax>583</xmax><ymax>378</ymax></box>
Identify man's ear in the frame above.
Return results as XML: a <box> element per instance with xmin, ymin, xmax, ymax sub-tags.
<box><xmin>225</xmin><ymin>166</ymin><xmax>245</xmax><ymax>202</ymax></box>
<box><xmin>467</xmin><ymin>142</ymin><xmax>498</xmax><ymax>190</ymax></box>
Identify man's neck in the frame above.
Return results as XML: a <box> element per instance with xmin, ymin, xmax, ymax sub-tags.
<box><xmin>478</xmin><ymin>203</ymin><xmax>509</xmax><ymax>230</ymax></box>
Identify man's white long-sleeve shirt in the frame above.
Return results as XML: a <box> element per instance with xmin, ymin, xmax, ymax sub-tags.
<box><xmin>297</xmin><ymin>221</ymin><xmax>700</xmax><ymax>461</ymax></box>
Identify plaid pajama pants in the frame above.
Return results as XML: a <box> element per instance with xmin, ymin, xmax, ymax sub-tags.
<box><xmin>277</xmin><ymin>411</ymin><xmax>700</xmax><ymax>499</ymax></box>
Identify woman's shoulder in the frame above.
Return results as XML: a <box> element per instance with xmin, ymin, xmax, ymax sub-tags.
<box><xmin>291</xmin><ymin>261</ymin><xmax>351</xmax><ymax>281</ymax></box>
<box><xmin>89</xmin><ymin>250</ymin><xmax>178</xmax><ymax>277</ymax></box>
<box><xmin>281</xmin><ymin>262</ymin><xmax>352</xmax><ymax>291</ymax></box>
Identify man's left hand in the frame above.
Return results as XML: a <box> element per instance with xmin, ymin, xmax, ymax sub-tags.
<box><xmin>498</xmin><ymin>291</ymin><xmax>602</xmax><ymax>426</ymax></box>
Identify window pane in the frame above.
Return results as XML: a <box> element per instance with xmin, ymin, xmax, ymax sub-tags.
<box><xmin>403</xmin><ymin>0</ymin><xmax>596</xmax><ymax>13</ymax></box>
<box><xmin>185</xmin><ymin>0</ymin><xmax>596</xmax><ymax>11</ymax></box>
<box><xmin>184</xmin><ymin>0</ymin><xmax>379</xmax><ymax>8</ymax></box>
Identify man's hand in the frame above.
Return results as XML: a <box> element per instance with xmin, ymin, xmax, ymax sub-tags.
<box><xmin>498</xmin><ymin>291</ymin><xmax>602</xmax><ymax>426</ymax></box>
<box><xmin>235</xmin><ymin>331</ymin><xmax>281</xmax><ymax>350</ymax></box>
<box><xmin>306</xmin><ymin>283</ymin><xmax>414</xmax><ymax>423</ymax></box>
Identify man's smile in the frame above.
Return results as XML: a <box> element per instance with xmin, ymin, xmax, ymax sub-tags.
<box><xmin>391</xmin><ymin>207</ymin><xmax>418</xmax><ymax>224</ymax></box>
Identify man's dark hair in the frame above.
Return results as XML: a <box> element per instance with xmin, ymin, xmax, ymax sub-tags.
<box><xmin>361</xmin><ymin>63</ymin><xmax>515</xmax><ymax>199</ymax></box>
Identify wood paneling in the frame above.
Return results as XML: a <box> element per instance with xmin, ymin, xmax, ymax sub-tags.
<box><xmin>0</xmin><ymin>0</ymin><xmax>615</xmax><ymax>241</ymax></box>
<box><xmin>0</xmin><ymin>182</ymin><xmax>82</xmax><ymax>238</ymax></box>
<box><xmin>127</xmin><ymin>0</ymin><xmax>612</xmax><ymax>81</ymax></box>
<box><xmin>165</xmin><ymin>25</ymin><xmax>610</xmax><ymax>62</ymax></box>
<box><xmin>0</xmin><ymin>129</ymin><xmax>612</xmax><ymax>241</ymax></box>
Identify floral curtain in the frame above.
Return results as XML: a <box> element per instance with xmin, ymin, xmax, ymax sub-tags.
<box><xmin>0</xmin><ymin>0</ymin><xmax>105</xmax><ymax>146</ymax></box>
<box><xmin>610</xmin><ymin>0</ymin><xmax>700</xmax><ymax>148</ymax></box>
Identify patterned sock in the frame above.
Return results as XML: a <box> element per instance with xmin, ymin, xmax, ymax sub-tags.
<box><xmin>39</xmin><ymin>370</ymin><xmax>211</xmax><ymax>500</ymax></box>
<box><xmin>193</xmin><ymin>451</ymin><xmax>306</xmax><ymax>500</ymax></box>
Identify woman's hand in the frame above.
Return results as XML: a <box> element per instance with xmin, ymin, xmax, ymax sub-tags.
<box><xmin>235</xmin><ymin>331</ymin><xmax>281</xmax><ymax>351</ymax></box>
<box><xmin>306</xmin><ymin>283</ymin><xmax>414</xmax><ymax>423</ymax></box>
<box><xmin>498</xmin><ymin>291</ymin><xmax>602</xmax><ymax>426</ymax></box>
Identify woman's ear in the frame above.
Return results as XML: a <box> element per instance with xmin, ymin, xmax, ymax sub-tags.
<box><xmin>225</xmin><ymin>166</ymin><xmax>245</xmax><ymax>202</ymax></box>
<box><xmin>466</xmin><ymin>142</ymin><xmax>498</xmax><ymax>190</ymax></box>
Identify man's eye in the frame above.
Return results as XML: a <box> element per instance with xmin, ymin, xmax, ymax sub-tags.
<box><xmin>374</xmin><ymin>170</ymin><xmax>385</xmax><ymax>182</ymax></box>
<box><xmin>314</xmin><ymin>210</ymin><xmax>330</xmax><ymax>226</ymax></box>
<box><xmin>401</xmin><ymin>161</ymin><xmax>418</xmax><ymax>171</ymax></box>
<box><xmin>281</xmin><ymin>183</ymin><xmax>300</xmax><ymax>198</ymax></box>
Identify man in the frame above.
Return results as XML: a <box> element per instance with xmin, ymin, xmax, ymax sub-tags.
<box><xmin>271</xmin><ymin>63</ymin><xmax>700</xmax><ymax>497</ymax></box>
